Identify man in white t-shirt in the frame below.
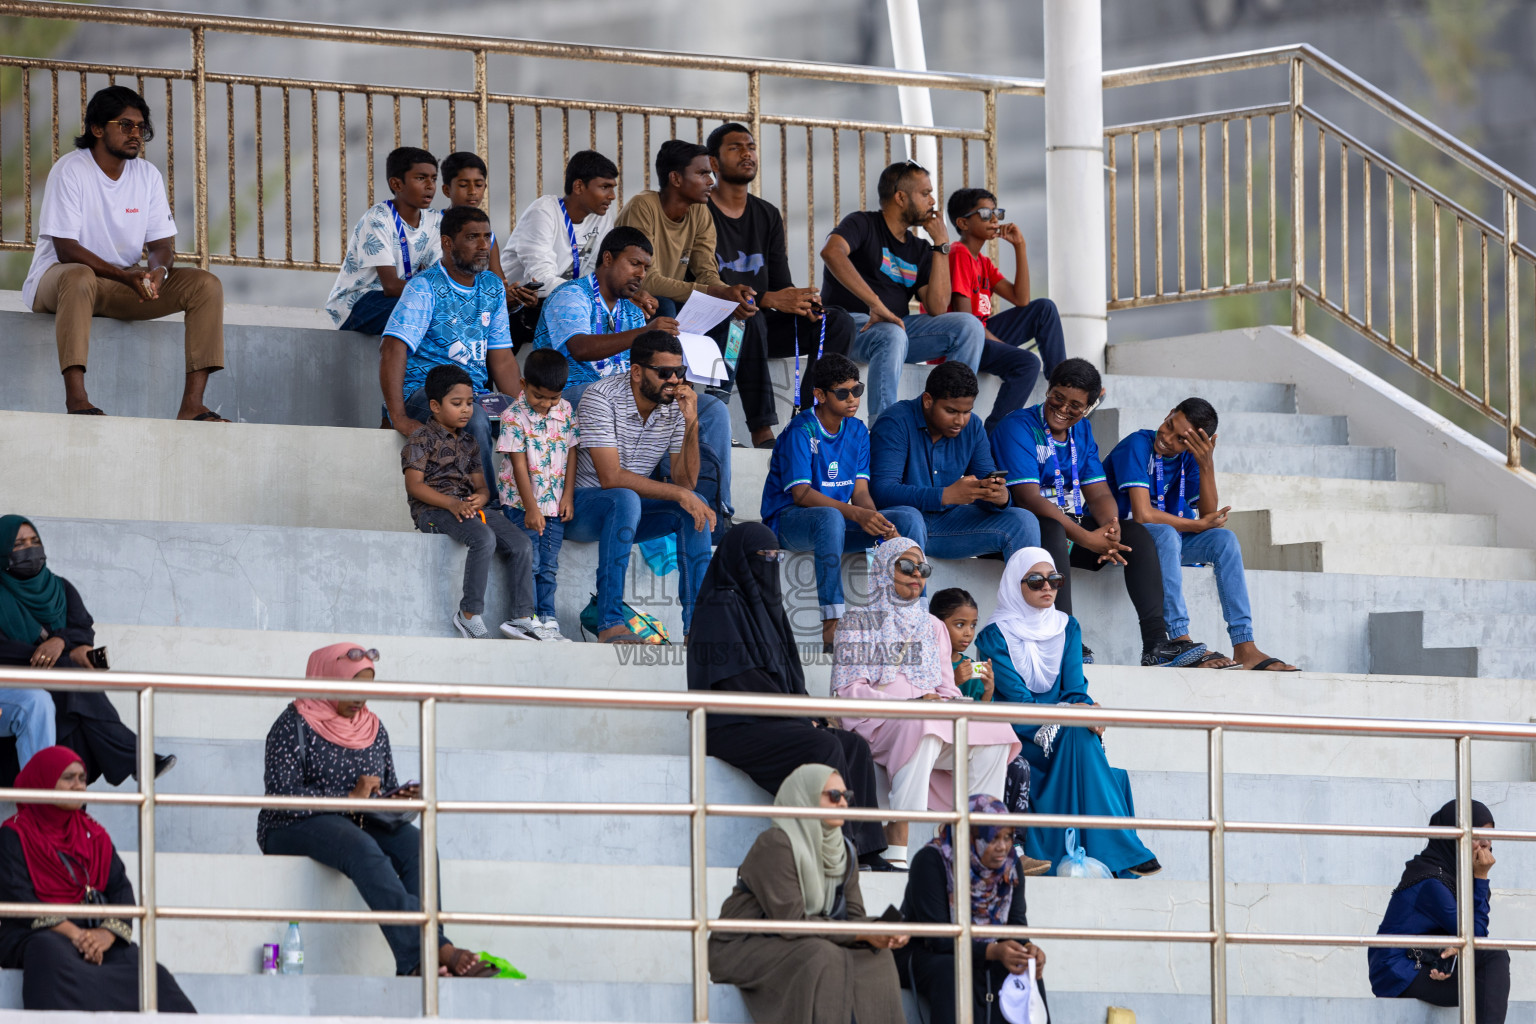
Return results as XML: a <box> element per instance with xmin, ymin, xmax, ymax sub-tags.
<box><xmin>22</xmin><ymin>86</ymin><xmax>227</xmax><ymax>419</ymax></box>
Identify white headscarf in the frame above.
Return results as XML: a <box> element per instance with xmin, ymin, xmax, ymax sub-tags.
<box><xmin>986</xmin><ymin>547</ymin><xmax>1070</xmax><ymax>694</ymax></box>
<box><xmin>829</xmin><ymin>537</ymin><xmax>944</xmax><ymax>694</ymax></box>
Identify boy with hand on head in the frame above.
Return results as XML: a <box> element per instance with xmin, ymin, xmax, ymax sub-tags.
<box><xmin>760</xmin><ymin>352</ymin><xmax>924</xmax><ymax>648</ymax></box>
<box><xmin>495</xmin><ymin>348</ymin><xmax>579</xmax><ymax>642</ymax></box>
<box><xmin>946</xmin><ymin>187</ymin><xmax>1067</xmax><ymax>431</ymax></box>
<box><xmin>991</xmin><ymin>359</ymin><xmax>1207</xmax><ymax>668</ymax></box>
<box><xmin>439</xmin><ymin>151</ymin><xmax>540</xmax><ymax>309</ymax></box>
<box><xmin>402</xmin><ymin>364</ymin><xmax>543</xmax><ymax>642</ymax></box>
<box><xmin>329</xmin><ymin>147</ymin><xmax>441</xmax><ymax>334</ymax></box>
<box><xmin>1105</xmin><ymin>398</ymin><xmax>1299</xmax><ymax>672</ymax></box>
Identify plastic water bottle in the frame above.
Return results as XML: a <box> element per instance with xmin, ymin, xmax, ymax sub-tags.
<box><xmin>281</xmin><ymin>922</ymin><xmax>304</xmax><ymax>975</ymax></box>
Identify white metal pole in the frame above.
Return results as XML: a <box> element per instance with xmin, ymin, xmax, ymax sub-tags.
<box><xmin>885</xmin><ymin>0</ymin><xmax>939</xmax><ymax>173</ymax></box>
<box><xmin>1044</xmin><ymin>0</ymin><xmax>1109</xmax><ymax>367</ymax></box>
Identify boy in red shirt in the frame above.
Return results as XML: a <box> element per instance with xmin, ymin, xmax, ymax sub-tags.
<box><xmin>947</xmin><ymin>187</ymin><xmax>1067</xmax><ymax>431</ymax></box>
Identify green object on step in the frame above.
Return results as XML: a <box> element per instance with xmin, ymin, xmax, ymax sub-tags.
<box><xmin>476</xmin><ymin>952</ymin><xmax>526</xmax><ymax>979</ymax></box>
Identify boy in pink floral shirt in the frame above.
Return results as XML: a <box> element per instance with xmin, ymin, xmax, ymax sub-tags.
<box><xmin>497</xmin><ymin>348</ymin><xmax>580</xmax><ymax>640</ymax></box>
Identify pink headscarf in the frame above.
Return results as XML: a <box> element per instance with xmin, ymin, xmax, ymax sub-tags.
<box><xmin>294</xmin><ymin>643</ymin><xmax>381</xmax><ymax>750</ymax></box>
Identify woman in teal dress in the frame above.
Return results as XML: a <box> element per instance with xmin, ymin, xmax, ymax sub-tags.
<box><xmin>975</xmin><ymin>547</ymin><xmax>1161</xmax><ymax>879</ymax></box>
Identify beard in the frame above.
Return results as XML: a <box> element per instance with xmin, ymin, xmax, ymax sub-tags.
<box><xmin>105</xmin><ymin>139</ymin><xmax>140</xmax><ymax>161</ymax></box>
<box><xmin>902</xmin><ymin>196</ymin><xmax>926</xmax><ymax>226</ymax></box>
<box><xmin>640</xmin><ymin>376</ymin><xmax>676</xmax><ymax>404</ymax></box>
<box><xmin>719</xmin><ymin>166</ymin><xmax>755</xmax><ymax>186</ymax></box>
<box><xmin>452</xmin><ymin>251</ymin><xmax>490</xmax><ymax>275</ymax></box>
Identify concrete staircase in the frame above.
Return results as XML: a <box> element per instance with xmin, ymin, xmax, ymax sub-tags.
<box><xmin>3</xmin><ymin>298</ymin><xmax>1536</xmax><ymax>1021</ymax></box>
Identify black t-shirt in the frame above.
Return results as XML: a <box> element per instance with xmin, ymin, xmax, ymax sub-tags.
<box><xmin>705</xmin><ymin>194</ymin><xmax>794</xmax><ymax>295</ymax></box>
<box><xmin>819</xmin><ymin>209</ymin><xmax>932</xmax><ymax>316</ymax></box>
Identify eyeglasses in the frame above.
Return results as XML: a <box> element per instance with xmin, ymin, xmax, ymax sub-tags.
<box><xmin>822</xmin><ymin>789</ymin><xmax>854</xmax><ymax>804</ymax></box>
<box><xmin>105</xmin><ymin>119</ymin><xmax>152</xmax><ymax>140</ymax></box>
<box><xmin>1023</xmin><ymin>573</ymin><xmax>1064</xmax><ymax>591</ymax></box>
<box><xmin>344</xmin><ymin>648</ymin><xmax>380</xmax><ymax>662</ymax></box>
<box><xmin>825</xmin><ymin>383</ymin><xmax>865</xmax><ymax>401</ymax></box>
<box><xmin>640</xmin><ymin>363</ymin><xmax>685</xmax><ymax>381</ymax></box>
<box><xmin>894</xmin><ymin>557</ymin><xmax>933</xmax><ymax>579</ymax></box>
<box><xmin>755</xmin><ymin>549</ymin><xmax>788</xmax><ymax>563</ymax></box>
<box><xmin>961</xmin><ymin>206</ymin><xmax>1006</xmax><ymax>222</ymax></box>
<box><xmin>1045</xmin><ymin>389</ymin><xmax>1090</xmax><ymax>416</ymax></box>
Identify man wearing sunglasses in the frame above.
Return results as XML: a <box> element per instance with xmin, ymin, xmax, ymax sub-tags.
<box><xmin>23</xmin><ymin>86</ymin><xmax>227</xmax><ymax>422</ymax></box>
<box><xmin>820</xmin><ymin>160</ymin><xmax>984</xmax><ymax>422</ymax></box>
<box><xmin>568</xmin><ymin>330</ymin><xmax>717</xmax><ymax>642</ymax></box>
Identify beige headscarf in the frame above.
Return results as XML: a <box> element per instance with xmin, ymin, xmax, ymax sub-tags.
<box><xmin>772</xmin><ymin>763</ymin><xmax>849</xmax><ymax>916</ymax></box>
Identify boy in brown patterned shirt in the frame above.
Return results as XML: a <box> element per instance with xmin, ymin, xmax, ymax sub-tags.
<box><xmin>402</xmin><ymin>365</ymin><xmax>542</xmax><ymax>640</ymax></box>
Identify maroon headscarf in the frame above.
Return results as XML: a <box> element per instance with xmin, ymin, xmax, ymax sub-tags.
<box><xmin>2</xmin><ymin>746</ymin><xmax>113</xmax><ymax>902</ymax></box>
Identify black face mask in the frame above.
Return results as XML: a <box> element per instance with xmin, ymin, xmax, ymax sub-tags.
<box><xmin>7</xmin><ymin>546</ymin><xmax>45</xmax><ymax>580</ymax></box>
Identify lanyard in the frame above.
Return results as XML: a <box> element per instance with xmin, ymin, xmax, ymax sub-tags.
<box><xmin>557</xmin><ymin>198</ymin><xmax>582</xmax><ymax>280</ymax></box>
<box><xmin>1151</xmin><ymin>451</ymin><xmax>1190</xmax><ymax>518</ymax></box>
<box><xmin>386</xmin><ymin>201</ymin><xmax>414</xmax><ymax>280</ymax></box>
<box><xmin>793</xmin><ymin>312</ymin><xmax>828</xmax><ymax>413</ymax></box>
<box><xmin>1049</xmin><ymin>434</ymin><xmax>1083</xmax><ymax>515</ymax></box>
<box><xmin>586</xmin><ymin>275</ymin><xmax>616</xmax><ymax>334</ymax></box>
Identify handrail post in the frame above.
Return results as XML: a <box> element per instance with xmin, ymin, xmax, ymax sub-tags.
<box><xmin>747</xmin><ymin>71</ymin><xmax>761</xmax><ymax>199</ymax></box>
<box><xmin>689</xmin><ymin>708</ymin><xmax>709</xmax><ymax>1023</ymax></box>
<box><xmin>420</xmin><ymin>697</ymin><xmax>439</xmax><ymax>1016</ymax></box>
<box><xmin>984</xmin><ymin>89</ymin><xmax>998</xmax><ymax>264</ymax></box>
<box><xmin>1503</xmin><ymin>189</ymin><xmax>1521</xmax><ymax>468</ymax></box>
<box><xmin>137</xmin><ymin>686</ymin><xmax>158</xmax><ymax>1011</ymax></box>
<box><xmin>473</xmin><ymin>49</ymin><xmax>488</xmax><ymax>158</ymax></box>
<box><xmin>1289</xmin><ymin>55</ymin><xmax>1305</xmax><ymax>337</ymax></box>
<box><xmin>952</xmin><ymin>717</ymin><xmax>972</xmax><ymax>1024</ymax></box>
<box><xmin>191</xmin><ymin>27</ymin><xmax>209</xmax><ymax>271</ymax></box>
<box><xmin>1208</xmin><ymin>727</ymin><xmax>1227</xmax><ymax>1024</ymax></box>
<box><xmin>1455</xmin><ymin>735</ymin><xmax>1476</xmax><ymax>1024</ymax></box>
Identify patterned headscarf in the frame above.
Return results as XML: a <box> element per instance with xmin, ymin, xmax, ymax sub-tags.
<box><xmin>829</xmin><ymin>537</ymin><xmax>943</xmax><ymax>694</ymax></box>
<box><xmin>928</xmin><ymin>794</ymin><xmax>1021</xmax><ymax>934</ymax></box>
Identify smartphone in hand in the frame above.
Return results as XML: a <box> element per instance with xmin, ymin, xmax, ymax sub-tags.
<box><xmin>379</xmin><ymin>780</ymin><xmax>421</xmax><ymax>799</ymax></box>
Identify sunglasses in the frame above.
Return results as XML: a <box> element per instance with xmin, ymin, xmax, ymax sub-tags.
<box><xmin>345</xmin><ymin>648</ymin><xmax>380</xmax><ymax>662</ymax></box>
<box><xmin>894</xmin><ymin>557</ymin><xmax>933</xmax><ymax>579</ymax></box>
<box><xmin>1023</xmin><ymin>573</ymin><xmax>1064</xmax><ymax>591</ymax></box>
<box><xmin>822</xmin><ymin>789</ymin><xmax>855</xmax><ymax>804</ymax></box>
<box><xmin>641</xmin><ymin>363</ymin><xmax>685</xmax><ymax>380</ymax></box>
<box><xmin>961</xmin><ymin>206</ymin><xmax>1006</xmax><ymax>222</ymax></box>
<box><xmin>755</xmin><ymin>549</ymin><xmax>788</xmax><ymax>563</ymax></box>
<box><xmin>823</xmin><ymin>382</ymin><xmax>866</xmax><ymax>401</ymax></box>
<box><xmin>105</xmin><ymin>118</ymin><xmax>153</xmax><ymax>140</ymax></box>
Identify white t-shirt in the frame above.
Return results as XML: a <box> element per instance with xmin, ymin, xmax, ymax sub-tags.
<box><xmin>21</xmin><ymin>148</ymin><xmax>177</xmax><ymax>309</ymax></box>
<box><xmin>325</xmin><ymin>201</ymin><xmax>444</xmax><ymax>327</ymax></box>
<box><xmin>502</xmin><ymin>194</ymin><xmax>615</xmax><ymax>300</ymax></box>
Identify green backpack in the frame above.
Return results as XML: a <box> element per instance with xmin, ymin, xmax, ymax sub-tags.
<box><xmin>578</xmin><ymin>593</ymin><xmax>671</xmax><ymax>644</ymax></box>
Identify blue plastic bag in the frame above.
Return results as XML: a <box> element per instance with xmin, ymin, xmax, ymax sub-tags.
<box><xmin>1056</xmin><ymin>827</ymin><xmax>1113</xmax><ymax>878</ymax></box>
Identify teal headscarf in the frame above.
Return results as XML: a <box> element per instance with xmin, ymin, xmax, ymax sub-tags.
<box><xmin>0</xmin><ymin>516</ymin><xmax>67</xmax><ymax>643</ymax></box>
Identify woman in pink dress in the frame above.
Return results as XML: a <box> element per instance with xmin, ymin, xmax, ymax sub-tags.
<box><xmin>831</xmin><ymin>538</ymin><xmax>1020</xmax><ymax>868</ymax></box>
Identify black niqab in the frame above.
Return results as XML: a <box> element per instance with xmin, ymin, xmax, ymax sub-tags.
<box><xmin>1392</xmin><ymin>798</ymin><xmax>1494</xmax><ymax>897</ymax></box>
<box><xmin>685</xmin><ymin>522</ymin><xmax>805</xmax><ymax>697</ymax></box>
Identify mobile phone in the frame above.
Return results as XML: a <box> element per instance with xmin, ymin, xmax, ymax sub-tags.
<box><xmin>986</xmin><ymin>470</ymin><xmax>1009</xmax><ymax>481</ymax></box>
<box><xmin>522</xmin><ymin>279</ymin><xmax>542</xmax><ymax>291</ymax></box>
<box><xmin>380</xmin><ymin>780</ymin><xmax>420</xmax><ymax>799</ymax></box>
<box><xmin>86</xmin><ymin>646</ymin><xmax>110</xmax><ymax>670</ymax></box>
<box><xmin>877</xmin><ymin>904</ymin><xmax>903</xmax><ymax>923</ymax></box>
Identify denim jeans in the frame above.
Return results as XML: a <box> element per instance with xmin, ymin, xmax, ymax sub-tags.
<box><xmin>1145</xmin><ymin>524</ymin><xmax>1255</xmax><ymax>645</ymax></box>
<box><xmin>988</xmin><ymin>298</ymin><xmax>1067</xmax><ymax>373</ymax></box>
<box><xmin>565</xmin><ymin>486</ymin><xmax>714</xmax><ymax>634</ymax></box>
<box><xmin>918</xmin><ymin>503</ymin><xmax>1040</xmax><ymax>562</ymax></box>
<box><xmin>264</xmin><ymin>814</ymin><xmax>446</xmax><ymax>976</ymax></box>
<box><xmin>774</xmin><ymin>504</ymin><xmax>926</xmax><ymax>619</ymax></box>
<box><xmin>846</xmin><ymin>312</ymin><xmax>985</xmax><ymax>423</ymax></box>
<box><xmin>338</xmin><ymin>289</ymin><xmax>399</xmax><ymax>335</ymax></box>
<box><xmin>504</xmin><ymin>507</ymin><xmax>565</xmax><ymax>619</ymax></box>
<box><xmin>416</xmin><ymin>507</ymin><xmax>535</xmax><ymax>621</ymax></box>
<box><xmin>562</xmin><ymin>380</ymin><xmax>736</xmax><ymax>516</ymax></box>
<box><xmin>0</xmin><ymin>689</ymin><xmax>55</xmax><ymax>768</ymax></box>
<box><xmin>401</xmin><ymin>387</ymin><xmax>498</xmax><ymax>498</ymax></box>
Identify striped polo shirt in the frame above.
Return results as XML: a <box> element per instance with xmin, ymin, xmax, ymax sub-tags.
<box><xmin>573</xmin><ymin>373</ymin><xmax>687</xmax><ymax>490</ymax></box>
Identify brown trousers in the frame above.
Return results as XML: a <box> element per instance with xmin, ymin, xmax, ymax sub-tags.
<box><xmin>30</xmin><ymin>261</ymin><xmax>225</xmax><ymax>373</ymax></box>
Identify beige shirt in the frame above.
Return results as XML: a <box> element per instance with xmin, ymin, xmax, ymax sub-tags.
<box><xmin>614</xmin><ymin>190</ymin><xmax>723</xmax><ymax>302</ymax></box>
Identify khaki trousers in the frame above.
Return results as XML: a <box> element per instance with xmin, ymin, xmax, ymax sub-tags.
<box><xmin>31</xmin><ymin>261</ymin><xmax>225</xmax><ymax>373</ymax></box>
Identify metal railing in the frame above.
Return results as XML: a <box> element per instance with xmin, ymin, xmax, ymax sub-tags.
<box><xmin>0</xmin><ymin>1</ymin><xmax>1038</xmax><ymax>285</ymax></box>
<box><xmin>0</xmin><ymin>668</ymin><xmax>1529</xmax><ymax>1024</ymax></box>
<box><xmin>1103</xmin><ymin>44</ymin><xmax>1534</xmax><ymax>470</ymax></box>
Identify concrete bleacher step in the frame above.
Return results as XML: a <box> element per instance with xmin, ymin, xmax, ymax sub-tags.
<box><xmin>1370</xmin><ymin>609</ymin><xmax>1536</xmax><ymax>679</ymax></box>
<box><xmin>1092</xmin><ymin>406</ymin><xmax>1349</xmax><ymax>446</ymax></box>
<box><xmin>1230</xmin><ymin>510</ymin><xmax>1536</xmax><ymax>580</ymax></box>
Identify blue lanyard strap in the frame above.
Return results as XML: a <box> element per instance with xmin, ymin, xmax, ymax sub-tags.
<box><xmin>1050</xmin><ymin>433</ymin><xmax>1083</xmax><ymax>515</ymax></box>
<box><xmin>792</xmin><ymin>312</ymin><xmax>828</xmax><ymax>413</ymax></box>
<box><xmin>1151</xmin><ymin>452</ymin><xmax>1190</xmax><ymax>518</ymax></box>
<box><xmin>586</xmin><ymin>275</ymin><xmax>615</xmax><ymax>333</ymax></box>
<box><xmin>557</xmin><ymin>198</ymin><xmax>582</xmax><ymax>280</ymax></box>
<box><xmin>386</xmin><ymin>200</ymin><xmax>413</xmax><ymax>280</ymax></box>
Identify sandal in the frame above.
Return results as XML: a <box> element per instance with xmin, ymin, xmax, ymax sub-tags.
<box><xmin>1192</xmin><ymin>651</ymin><xmax>1240</xmax><ymax>670</ymax></box>
<box><xmin>1249</xmin><ymin>657</ymin><xmax>1300</xmax><ymax>672</ymax></box>
<box><xmin>67</xmin><ymin>406</ymin><xmax>106</xmax><ymax>415</ymax></box>
<box><xmin>189</xmin><ymin>410</ymin><xmax>230</xmax><ymax>422</ymax></box>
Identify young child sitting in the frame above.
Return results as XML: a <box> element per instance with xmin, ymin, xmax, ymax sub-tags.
<box><xmin>440</xmin><ymin>151</ymin><xmax>539</xmax><ymax>315</ymax></box>
<box><xmin>495</xmin><ymin>348</ymin><xmax>578</xmax><ymax>643</ymax></box>
<box><xmin>932</xmin><ymin>587</ymin><xmax>993</xmax><ymax>701</ymax></box>
<box><xmin>328</xmin><ymin>146</ymin><xmax>442</xmax><ymax>334</ymax></box>
<box><xmin>402</xmin><ymin>364</ymin><xmax>543</xmax><ymax>641</ymax></box>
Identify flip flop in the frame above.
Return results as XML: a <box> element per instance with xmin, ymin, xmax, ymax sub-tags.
<box><xmin>190</xmin><ymin>411</ymin><xmax>230</xmax><ymax>422</ymax></box>
<box><xmin>1192</xmin><ymin>651</ymin><xmax>1241</xmax><ymax>670</ymax></box>
<box><xmin>67</xmin><ymin>406</ymin><xmax>106</xmax><ymax>415</ymax></box>
<box><xmin>1249</xmin><ymin>657</ymin><xmax>1300</xmax><ymax>672</ymax></box>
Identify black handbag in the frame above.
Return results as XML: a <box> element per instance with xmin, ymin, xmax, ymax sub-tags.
<box><xmin>56</xmin><ymin>851</ymin><xmax>106</xmax><ymax>927</ymax></box>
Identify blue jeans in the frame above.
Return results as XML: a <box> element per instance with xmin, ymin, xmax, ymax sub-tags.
<box><xmin>1145</xmin><ymin>524</ymin><xmax>1255</xmax><ymax>645</ymax></box>
<box><xmin>338</xmin><ymin>289</ymin><xmax>399</xmax><ymax>335</ymax></box>
<box><xmin>565</xmin><ymin>486</ymin><xmax>714</xmax><ymax>634</ymax></box>
<box><xmin>504</xmin><ymin>507</ymin><xmax>565</xmax><ymax>619</ymax></box>
<box><xmin>0</xmin><ymin>689</ymin><xmax>55</xmax><ymax>769</ymax></box>
<box><xmin>918</xmin><ymin>503</ymin><xmax>1040</xmax><ymax>562</ymax></box>
<box><xmin>563</xmin><ymin>380</ymin><xmax>735</xmax><ymax>516</ymax></box>
<box><xmin>988</xmin><ymin>299</ymin><xmax>1067</xmax><ymax>373</ymax></box>
<box><xmin>402</xmin><ymin>387</ymin><xmax>498</xmax><ymax>498</ymax></box>
<box><xmin>774</xmin><ymin>505</ymin><xmax>926</xmax><ymax>619</ymax></box>
<box><xmin>847</xmin><ymin>312</ymin><xmax>985</xmax><ymax>423</ymax></box>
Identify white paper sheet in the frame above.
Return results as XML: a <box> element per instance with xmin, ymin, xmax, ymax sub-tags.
<box><xmin>677</xmin><ymin>331</ymin><xmax>727</xmax><ymax>385</ymax></box>
<box><xmin>674</xmin><ymin>290</ymin><xmax>739</xmax><ymax>335</ymax></box>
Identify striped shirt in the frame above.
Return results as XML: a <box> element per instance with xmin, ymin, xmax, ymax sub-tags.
<box><xmin>573</xmin><ymin>373</ymin><xmax>688</xmax><ymax>489</ymax></box>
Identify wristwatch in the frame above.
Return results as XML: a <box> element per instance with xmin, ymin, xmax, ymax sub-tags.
<box><xmin>931</xmin><ymin>242</ymin><xmax>952</xmax><ymax>255</ymax></box>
